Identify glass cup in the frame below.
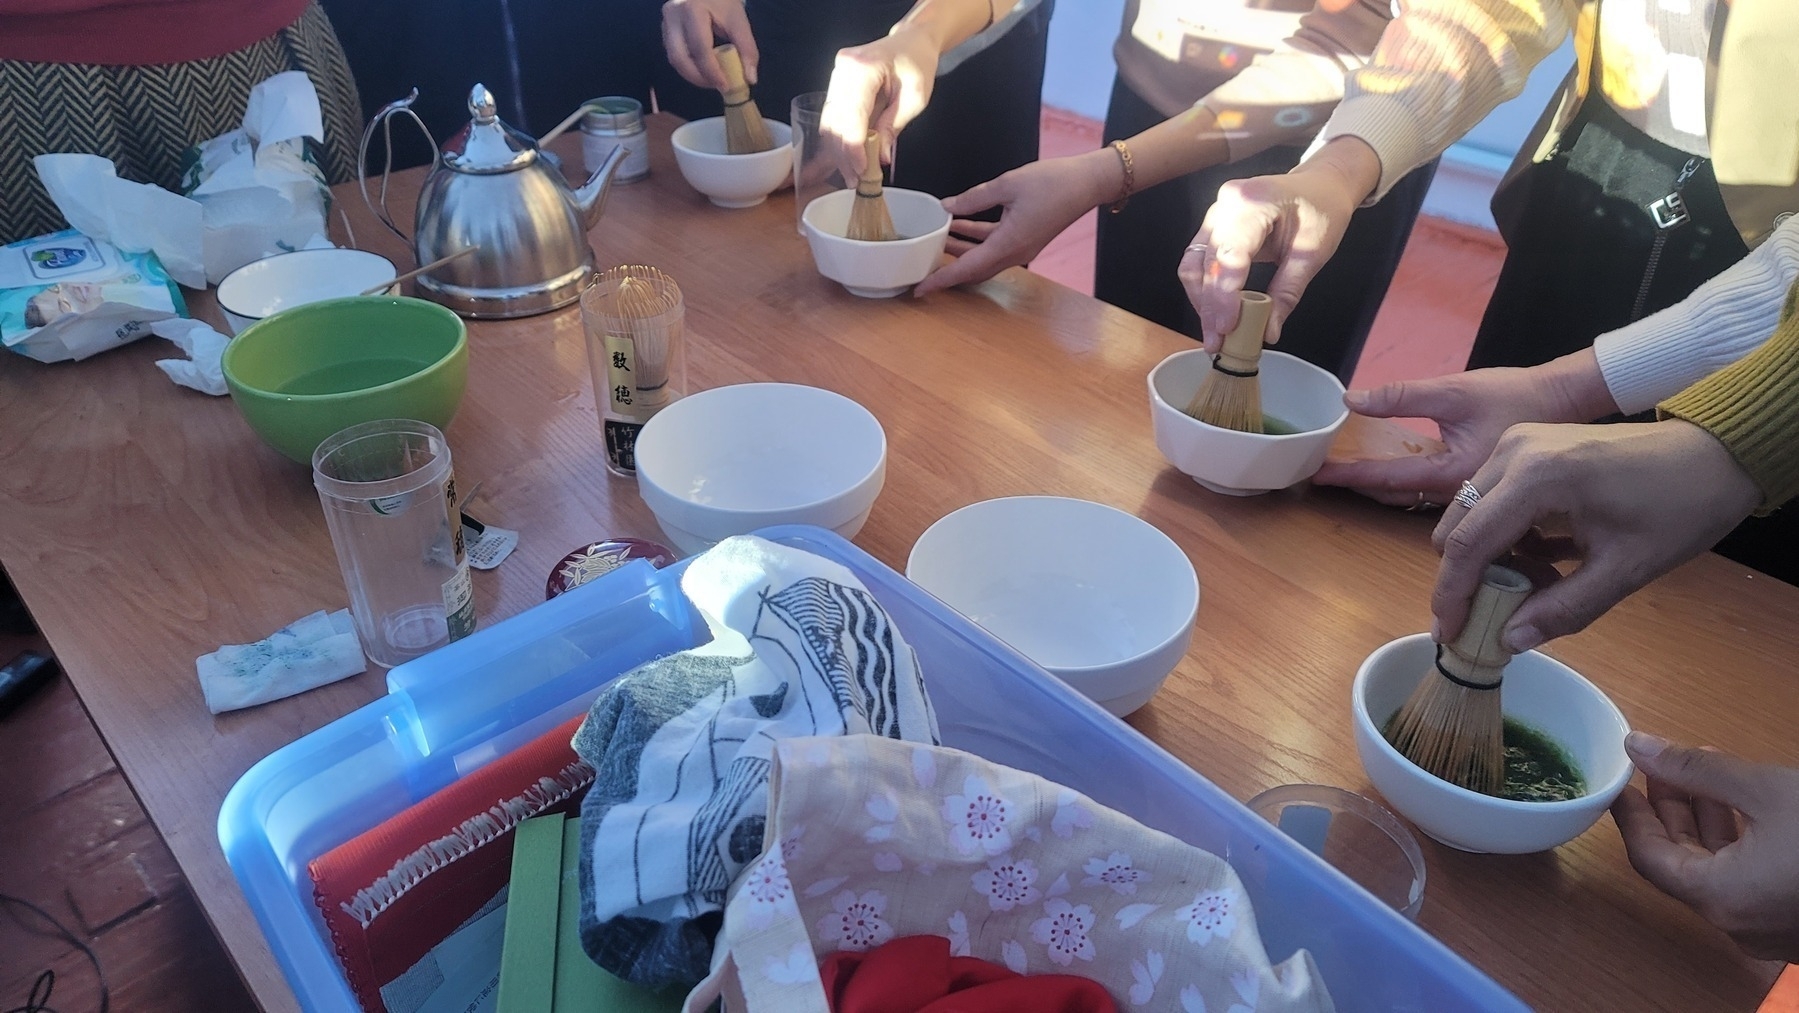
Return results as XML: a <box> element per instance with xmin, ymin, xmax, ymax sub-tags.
<box><xmin>1246</xmin><ymin>783</ymin><xmax>1426</xmax><ymax>920</ymax></box>
<box><xmin>580</xmin><ymin>266</ymin><xmax>686</xmax><ymax>476</ymax></box>
<box><xmin>313</xmin><ymin>419</ymin><xmax>473</xmax><ymax>669</ymax></box>
<box><xmin>791</xmin><ymin>91</ymin><xmax>848</xmax><ymax>236</ymax></box>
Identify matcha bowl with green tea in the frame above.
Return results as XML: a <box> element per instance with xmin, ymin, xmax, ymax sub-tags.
<box><xmin>223</xmin><ymin>296</ymin><xmax>468</xmax><ymax>463</ymax></box>
<box><xmin>1351</xmin><ymin>633</ymin><xmax>1633</xmax><ymax>854</ymax></box>
<box><xmin>1147</xmin><ymin>347</ymin><xmax>1349</xmax><ymax>496</ymax></box>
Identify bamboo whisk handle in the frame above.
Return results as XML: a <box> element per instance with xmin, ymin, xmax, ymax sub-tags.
<box><xmin>858</xmin><ymin>132</ymin><xmax>884</xmax><ymax>192</ymax></box>
<box><xmin>1439</xmin><ymin>564</ymin><xmax>1533</xmax><ymax>686</ymax></box>
<box><xmin>715</xmin><ymin>44</ymin><xmax>752</xmax><ymax>104</ymax></box>
<box><xmin>1218</xmin><ymin>292</ymin><xmax>1272</xmax><ymax>375</ymax></box>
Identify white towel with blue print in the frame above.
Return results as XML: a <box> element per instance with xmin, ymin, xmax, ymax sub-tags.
<box><xmin>572</xmin><ymin>534</ymin><xmax>939</xmax><ymax>989</ymax></box>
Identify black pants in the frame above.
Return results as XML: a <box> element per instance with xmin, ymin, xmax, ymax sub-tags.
<box><xmin>1095</xmin><ymin>78</ymin><xmax>1438</xmax><ymax>382</ymax></box>
<box><xmin>1475</xmin><ymin>96</ymin><xmax>1796</xmax><ymax>584</ymax></box>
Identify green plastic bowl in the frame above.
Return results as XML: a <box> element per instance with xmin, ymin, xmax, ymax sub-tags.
<box><xmin>223</xmin><ymin>296</ymin><xmax>468</xmax><ymax>464</ymax></box>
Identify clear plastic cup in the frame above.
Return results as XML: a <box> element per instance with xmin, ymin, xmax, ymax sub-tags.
<box><xmin>791</xmin><ymin>91</ymin><xmax>847</xmax><ymax>236</ymax></box>
<box><xmin>1247</xmin><ymin>783</ymin><xmax>1426</xmax><ymax>920</ymax></box>
<box><xmin>312</xmin><ymin>419</ymin><xmax>473</xmax><ymax>668</ymax></box>
<box><xmin>580</xmin><ymin>266</ymin><xmax>686</xmax><ymax>477</ymax></box>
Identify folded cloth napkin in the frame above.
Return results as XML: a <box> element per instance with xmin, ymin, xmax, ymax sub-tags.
<box><xmin>196</xmin><ymin>608</ymin><xmax>366</xmax><ymax>714</ymax></box>
<box><xmin>574</xmin><ymin>535</ymin><xmax>940</xmax><ymax>989</ymax></box>
<box><xmin>822</xmin><ymin>935</ymin><xmax>1116</xmax><ymax>1013</ymax></box>
<box><xmin>686</xmin><ymin>736</ymin><xmax>1336</xmax><ymax>1013</ymax></box>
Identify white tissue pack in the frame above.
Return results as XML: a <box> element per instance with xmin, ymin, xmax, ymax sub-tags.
<box><xmin>0</xmin><ymin>229</ymin><xmax>186</xmax><ymax>363</ymax></box>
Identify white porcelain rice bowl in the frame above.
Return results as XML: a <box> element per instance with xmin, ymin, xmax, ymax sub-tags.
<box><xmin>1148</xmin><ymin>347</ymin><xmax>1349</xmax><ymax>495</ymax></box>
<box><xmin>216</xmin><ymin>248</ymin><xmax>398</xmax><ymax>335</ymax></box>
<box><xmin>634</xmin><ymin>382</ymin><xmax>887</xmax><ymax>555</ymax></box>
<box><xmin>1352</xmin><ymin>633</ymin><xmax>1633</xmax><ymax>854</ymax></box>
<box><xmin>669</xmin><ymin>117</ymin><xmax>794</xmax><ymax>209</ymax></box>
<box><xmin>801</xmin><ymin>188</ymin><xmax>952</xmax><ymax>298</ymax></box>
<box><xmin>906</xmin><ymin>496</ymin><xmax>1199</xmax><ymax>716</ymax></box>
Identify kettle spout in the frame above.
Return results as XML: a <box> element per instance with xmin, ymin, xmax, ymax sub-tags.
<box><xmin>573</xmin><ymin>143</ymin><xmax>628</xmax><ymax>230</ymax></box>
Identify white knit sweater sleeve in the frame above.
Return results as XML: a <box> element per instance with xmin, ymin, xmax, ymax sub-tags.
<box><xmin>1595</xmin><ymin>217</ymin><xmax>1799</xmax><ymax>414</ymax></box>
<box><xmin>1311</xmin><ymin>0</ymin><xmax>1576</xmax><ymax>200</ymax></box>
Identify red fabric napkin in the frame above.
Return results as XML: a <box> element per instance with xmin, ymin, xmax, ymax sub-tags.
<box><xmin>820</xmin><ymin>935</ymin><xmax>1116</xmax><ymax>1013</ymax></box>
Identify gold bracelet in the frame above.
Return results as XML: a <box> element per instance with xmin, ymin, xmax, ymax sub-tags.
<box><xmin>1107</xmin><ymin>139</ymin><xmax>1135</xmax><ymax>214</ymax></box>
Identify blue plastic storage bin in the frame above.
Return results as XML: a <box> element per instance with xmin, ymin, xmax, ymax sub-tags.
<box><xmin>219</xmin><ymin>525</ymin><xmax>1525</xmax><ymax>1012</ymax></box>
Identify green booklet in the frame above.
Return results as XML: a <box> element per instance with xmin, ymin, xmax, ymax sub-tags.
<box><xmin>498</xmin><ymin>813</ymin><xmax>687</xmax><ymax>1013</ymax></box>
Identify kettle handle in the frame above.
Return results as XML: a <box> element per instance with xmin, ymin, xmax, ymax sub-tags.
<box><xmin>357</xmin><ymin>90</ymin><xmax>439</xmax><ymax>244</ymax></box>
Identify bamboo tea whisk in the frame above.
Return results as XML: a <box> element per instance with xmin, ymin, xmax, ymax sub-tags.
<box><xmin>845</xmin><ymin>132</ymin><xmax>898</xmax><ymax>242</ymax></box>
<box><xmin>598</xmin><ymin>265</ymin><xmax>681</xmax><ymax>412</ymax></box>
<box><xmin>1184</xmin><ymin>291</ymin><xmax>1271</xmax><ymax>433</ymax></box>
<box><xmin>715</xmin><ymin>44</ymin><xmax>775</xmax><ymax>154</ymax></box>
<box><xmin>1385</xmin><ymin>564</ymin><xmax>1533</xmax><ymax>795</ymax></box>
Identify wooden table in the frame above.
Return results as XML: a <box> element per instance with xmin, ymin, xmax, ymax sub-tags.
<box><xmin>3</xmin><ymin>114</ymin><xmax>1792</xmax><ymax>1012</ymax></box>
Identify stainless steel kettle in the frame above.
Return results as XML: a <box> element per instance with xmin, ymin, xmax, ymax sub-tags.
<box><xmin>358</xmin><ymin>84</ymin><xmax>627</xmax><ymax>319</ymax></box>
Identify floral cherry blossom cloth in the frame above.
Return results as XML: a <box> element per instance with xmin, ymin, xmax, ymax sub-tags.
<box><xmin>684</xmin><ymin>735</ymin><xmax>1335</xmax><ymax>1013</ymax></box>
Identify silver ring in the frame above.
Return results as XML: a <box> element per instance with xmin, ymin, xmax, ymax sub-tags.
<box><xmin>1453</xmin><ymin>480</ymin><xmax>1482</xmax><ymax>510</ymax></box>
<box><xmin>1186</xmin><ymin>242</ymin><xmax>1208</xmax><ymax>254</ymax></box>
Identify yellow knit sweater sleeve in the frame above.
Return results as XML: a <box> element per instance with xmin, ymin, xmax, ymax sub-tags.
<box><xmin>1659</xmin><ymin>281</ymin><xmax>1799</xmax><ymax>514</ymax></box>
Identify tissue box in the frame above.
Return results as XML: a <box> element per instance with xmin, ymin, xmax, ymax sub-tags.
<box><xmin>0</xmin><ymin>230</ymin><xmax>186</xmax><ymax>363</ymax></box>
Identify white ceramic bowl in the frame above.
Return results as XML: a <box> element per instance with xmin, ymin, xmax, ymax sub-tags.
<box><xmin>1148</xmin><ymin>348</ymin><xmax>1349</xmax><ymax>496</ymax></box>
<box><xmin>669</xmin><ymin>117</ymin><xmax>794</xmax><ymax>209</ymax></box>
<box><xmin>634</xmin><ymin>382</ymin><xmax>886</xmax><ymax>555</ymax></box>
<box><xmin>906</xmin><ymin>496</ymin><xmax>1199</xmax><ymax>717</ymax></box>
<box><xmin>1352</xmin><ymin>633</ymin><xmax>1633</xmax><ymax>854</ymax></box>
<box><xmin>215</xmin><ymin>248</ymin><xmax>398</xmax><ymax>335</ymax></box>
<box><xmin>801</xmin><ymin>188</ymin><xmax>952</xmax><ymax>298</ymax></box>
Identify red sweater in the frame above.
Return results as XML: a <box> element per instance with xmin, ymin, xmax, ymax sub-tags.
<box><xmin>0</xmin><ymin>0</ymin><xmax>310</xmax><ymax>65</ymax></box>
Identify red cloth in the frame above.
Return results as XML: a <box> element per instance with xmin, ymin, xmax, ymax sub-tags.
<box><xmin>821</xmin><ymin>935</ymin><xmax>1117</xmax><ymax>1013</ymax></box>
<box><xmin>0</xmin><ymin>0</ymin><xmax>309</xmax><ymax>65</ymax></box>
<box><xmin>308</xmin><ymin>714</ymin><xmax>593</xmax><ymax>1012</ymax></box>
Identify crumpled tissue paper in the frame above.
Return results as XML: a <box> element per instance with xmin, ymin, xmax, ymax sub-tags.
<box><xmin>32</xmin><ymin>70</ymin><xmax>329</xmax><ymax>289</ymax></box>
<box><xmin>196</xmin><ymin>609</ymin><xmax>368</xmax><ymax>714</ymax></box>
<box><xmin>151</xmin><ymin>318</ymin><xmax>230</xmax><ymax>395</ymax></box>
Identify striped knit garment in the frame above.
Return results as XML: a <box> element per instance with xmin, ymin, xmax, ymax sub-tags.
<box><xmin>0</xmin><ymin>1</ymin><xmax>362</xmax><ymax>246</ymax></box>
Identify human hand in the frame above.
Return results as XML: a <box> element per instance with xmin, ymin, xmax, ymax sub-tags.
<box><xmin>1313</xmin><ymin>362</ymin><xmax>1597</xmax><ymax>508</ymax></box>
<box><xmin>661</xmin><ymin>0</ymin><xmax>757</xmax><ymax>92</ymax></box>
<box><xmin>1613</xmin><ymin>733</ymin><xmax>1799</xmax><ymax>962</ymax></box>
<box><xmin>914</xmin><ymin>150</ymin><xmax>1118</xmax><ymax>296</ymax></box>
<box><xmin>820</xmin><ymin>26</ymin><xmax>941</xmax><ymax>182</ymax></box>
<box><xmin>1429</xmin><ymin>419</ymin><xmax>1759</xmax><ymax>650</ymax></box>
<box><xmin>1180</xmin><ymin>138</ymin><xmax>1378</xmax><ymax>351</ymax></box>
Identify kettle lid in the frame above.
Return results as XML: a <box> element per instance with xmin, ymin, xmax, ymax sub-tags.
<box><xmin>441</xmin><ymin>84</ymin><xmax>538</xmax><ymax>173</ymax></box>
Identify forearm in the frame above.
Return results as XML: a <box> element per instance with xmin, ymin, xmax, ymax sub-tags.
<box><xmin>1596</xmin><ymin>218</ymin><xmax>1799</xmax><ymax>414</ymax></box>
<box><xmin>1314</xmin><ymin>0</ymin><xmax>1574</xmax><ymax>201</ymax></box>
<box><xmin>892</xmin><ymin>0</ymin><xmax>1024</xmax><ymax>54</ymax></box>
<box><xmin>1660</xmin><ymin>280</ymin><xmax>1799</xmax><ymax>513</ymax></box>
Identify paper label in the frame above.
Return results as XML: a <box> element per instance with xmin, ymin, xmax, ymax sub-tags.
<box><xmin>464</xmin><ymin>523</ymin><xmax>519</xmax><ymax>571</ymax></box>
<box><xmin>442</xmin><ymin>563</ymin><xmax>475</xmax><ymax>642</ymax></box>
<box><xmin>603</xmin><ymin>418</ymin><xmax>642</xmax><ymax>473</ymax></box>
<box><xmin>605</xmin><ymin>331</ymin><xmax>638</xmax><ymax>417</ymax></box>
